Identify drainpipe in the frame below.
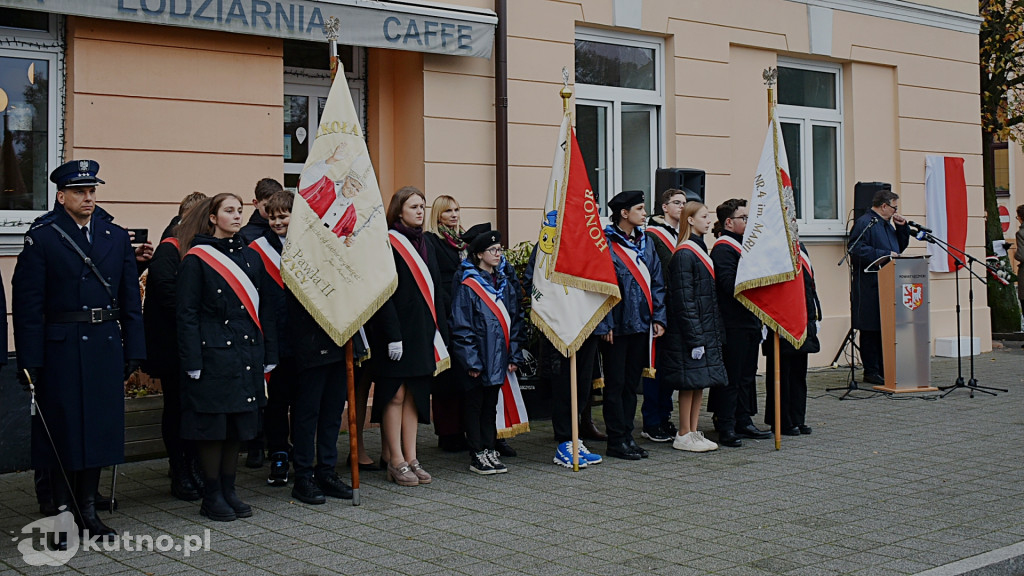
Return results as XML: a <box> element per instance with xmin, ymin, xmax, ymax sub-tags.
<box><xmin>495</xmin><ymin>0</ymin><xmax>509</xmax><ymax>240</ymax></box>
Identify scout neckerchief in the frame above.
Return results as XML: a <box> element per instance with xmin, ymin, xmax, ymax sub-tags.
<box><xmin>187</xmin><ymin>244</ymin><xmax>262</xmax><ymax>333</ymax></box>
<box><xmin>606</xmin><ymin>225</ymin><xmax>657</xmax><ymax>376</ymax></box>
<box><xmin>647</xmin><ymin>223</ymin><xmax>678</xmax><ymax>253</ymax></box>
<box><xmin>680</xmin><ymin>237</ymin><xmax>715</xmax><ymax>279</ymax></box>
<box><xmin>161</xmin><ymin>237</ymin><xmax>180</xmax><ymax>251</ymax></box>
<box><xmin>249</xmin><ymin>236</ymin><xmax>284</xmax><ymax>288</ymax></box>
<box><xmin>461</xmin><ymin>271</ymin><xmax>529</xmax><ymax>438</ymax></box>
<box><xmin>388</xmin><ymin>229</ymin><xmax>451</xmax><ymax>375</ymax></box>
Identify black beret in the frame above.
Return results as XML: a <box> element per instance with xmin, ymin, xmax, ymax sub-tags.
<box><xmin>465</xmin><ymin>223</ymin><xmax>501</xmax><ymax>255</ymax></box>
<box><xmin>608</xmin><ymin>190</ymin><xmax>645</xmax><ymax>212</ymax></box>
<box><xmin>50</xmin><ymin>159</ymin><xmax>105</xmax><ymax>189</ymax></box>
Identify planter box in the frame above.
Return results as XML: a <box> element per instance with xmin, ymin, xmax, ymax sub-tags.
<box><xmin>124</xmin><ymin>395</ymin><xmax>166</xmax><ymax>462</ymax></box>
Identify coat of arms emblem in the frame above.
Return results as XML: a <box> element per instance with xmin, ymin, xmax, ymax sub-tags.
<box><xmin>78</xmin><ymin>160</ymin><xmax>90</xmax><ymax>172</ymax></box>
<box><xmin>902</xmin><ymin>283</ymin><xmax>923</xmax><ymax>310</ymax></box>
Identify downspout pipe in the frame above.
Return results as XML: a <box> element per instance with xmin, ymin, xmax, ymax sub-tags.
<box><xmin>495</xmin><ymin>0</ymin><xmax>509</xmax><ymax>240</ymax></box>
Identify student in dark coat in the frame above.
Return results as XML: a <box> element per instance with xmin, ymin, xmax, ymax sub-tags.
<box><xmin>176</xmin><ymin>193</ymin><xmax>278</xmax><ymax>522</ymax></box>
<box><xmin>13</xmin><ymin>160</ymin><xmax>145</xmax><ymax>544</ymax></box>
<box><xmin>143</xmin><ymin>192</ymin><xmax>207</xmax><ymax>502</ymax></box>
<box><xmin>659</xmin><ymin>201</ymin><xmax>726</xmax><ymax>453</ymax></box>
<box><xmin>848</xmin><ymin>188</ymin><xmax>909</xmax><ymax>385</ymax></box>
<box><xmin>372</xmin><ymin>186</ymin><xmax>449</xmax><ymax>487</ymax></box>
<box><xmin>595</xmin><ymin>190</ymin><xmax>667</xmax><ymax>461</ymax></box>
<box><xmin>764</xmin><ymin>241</ymin><xmax>821</xmax><ymax>436</ymax></box>
<box><xmin>238</xmin><ymin>177</ymin><xmax>282</xmax><ymax>245</ymax></box>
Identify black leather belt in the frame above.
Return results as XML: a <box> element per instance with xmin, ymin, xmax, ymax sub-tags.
<box><xmin>48</xmin><ymin>308</ymin><xmax>121</xmax><ymax>324</ymax></box>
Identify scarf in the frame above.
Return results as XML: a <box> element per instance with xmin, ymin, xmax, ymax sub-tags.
<box><xmin>605</xmin><ymin>223</ymin><xmax>648</xmax><ymax>265</ymax></box>
<box><xmin>460</xmin><ymin>259</ymin><xmax>507</xmax><ymax>297</ymax></box>
<box><xmin>393</xmin><ymin>220</ymin><xmax>427</xmax><ymax>260</ymax></box>
<box><xmin>436</xmin><ymin>223</ymin><xmax>467</xmax><ymax>252</ymax></box>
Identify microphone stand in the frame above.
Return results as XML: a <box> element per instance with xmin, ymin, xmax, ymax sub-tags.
<box><xmin>827</xmin><ymin>215</ymin><xmax>878</xmax><ymax>399</ymax></box>
<box><xmin>917</xmin><ymin>230</ymin><xmax>1007</xmax><ymax>397</ymax></box>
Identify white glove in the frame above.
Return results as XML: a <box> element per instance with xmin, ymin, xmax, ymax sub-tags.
<box><xmin>761</xmin><ymin>325</ymin><xmax>768</xmax><ymax>343</ymax></box>
<box><xmin>263</xmin><ymin>364</ymin><xmax>276</xmax><ymax>374</ymax></box>
<box><xmin>187</xmin><ymin>370</ymin><xmax>201</xmax><ymax>380</ymax></box>
<box><xmin>815</xmin><ymin>320</ymin><xmax>821</xmax><ymax>334</ymax></box>
<box><xmin>691</xmin><ymin>346</ymin><xmax>705</xmax><ymax>360</ymax></box>
<box><xmin>388</xmin><ymin>341</ymin><xmax>403</xmax><ymax>361</ymax></box>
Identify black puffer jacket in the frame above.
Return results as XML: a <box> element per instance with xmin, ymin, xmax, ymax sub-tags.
<box><xmin>658</xmin><ymin>235</ymin><xmax>727</xmax><ymax>391</ymax></box>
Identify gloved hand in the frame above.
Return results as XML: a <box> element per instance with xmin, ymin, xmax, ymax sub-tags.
<box><xmin>691</xmin><ymin>346</ymin><xmax>705</xmax><ymax>360</ymax></box>
<box><xmin>387</xmin><ymin>341</ymin><xmax>403</xmax><ymax>361</ymax></box>
<box><xmin>761</xmin><ymin>325</ymin><xmax>768</xmax><ymax>343</ymax></box>
<box><xmin>124</xmin><ymin>359</ymin><xmax>141</xmax><ymax>380</ymax></box>
<box><xmin>18</xmin><ymin>368</ymin><xmax>41</xmax><ymax>392</ymax></box>
<box><xmin>263</xmin><ymin>364</ymin><xmax>277</xmax><ymax>374</ymax></box>
<box><xmin>187</xmin><ymin>370</ymin><xmax>201</xmax><ymax>380</ymax></box>
<box><xmin>815</xmin><ymin>320</ymin><xmax>821</xmax><ymax>335</ymax></box>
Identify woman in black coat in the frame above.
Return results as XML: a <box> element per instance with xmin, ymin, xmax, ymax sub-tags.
<box><xmin>659</xmin><ymin>201</ymin><xmax>727</xmax><ymax>453</ymax></box>
<box><xmin>176</xmin><ymin>193</ymin><xmax>278</xmax><ymax>521</ymax></box>
<box><xmin>372</xmin><ymin>186</ymin><xmax>449</xmax><ymax>487</ymax></box>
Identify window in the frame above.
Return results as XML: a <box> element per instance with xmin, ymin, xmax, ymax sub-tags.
<box><xmin>574</xmin><ymin>30</ymin><xmax>663</xmax><ymax>213</ymax></box>
<box><xmin>283</xmin><ymin>41</ymin><xmax>365</xmax><ymax>190</ymax></box>
<box><xmin>777</xmin><ymin>59</ymin><xmax>844</xmax><ymax>235</ymax></box>
<box><xmin>0</xmin><ymin>10</ymin><xmax>60</xmax><ymax>243</ymax></box>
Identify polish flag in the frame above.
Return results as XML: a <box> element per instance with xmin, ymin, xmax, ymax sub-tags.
<box><xmin>924</xmin><ymin>156</ymin><xmax>968</xmax><ymax>273</ymax></box>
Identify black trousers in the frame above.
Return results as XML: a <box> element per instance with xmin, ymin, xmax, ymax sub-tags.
<box><xmin>763</xmin><ymin>345</ymin><xmax>809</xmax><ymax>430</ymax></box>
<box><xmin>859</xmin><ymin>330</ymin><xmax>884</xmax><ymax>378</ymax></box>
<box><xmin>600</xmin><ymin>333</ymin><xmax>647</xmax><ymax>445</ymax></box>
<box><xmin>551</xmin><ymin>335</ymin><xmax>599</xmax><ymax>443</ymax></box>
<box><xmin>264</xmin><ymin>357</ymin><xmax>297</xmax><ymax>455</ymax></box>
<box><xmin>711</xmin><ymin>328</ymin><xmax>759</xmax><ymax>432</ymax></box>
<box><xmin>463</xmin><ymin>384</ymin><xmax>500</xmax><ymax>454</ymax></box>
<box><xmin>158</xmin><ymin>368</ymin><xmax>187</xmax><ymax>466</ymax></box>
<box><xmin>291</xmin><ymin>361</ymin><xmax>347</xmax><ymax>479</ymax></box>
<box><xmin>431</xmin><ymin>367</ymin><xmax>465</xmax><ymax>438</ymax></box>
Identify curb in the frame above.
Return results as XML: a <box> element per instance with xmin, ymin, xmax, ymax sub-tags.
<box><xmin>913</xmin><ymin>541</ymin><xmax>1024</xmax><ymax>576</ymax></box>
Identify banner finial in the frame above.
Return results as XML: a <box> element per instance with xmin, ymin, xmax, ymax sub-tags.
<box><xmin>560</xmin><ymin>67</ymin><xmax>572</xmax><ymax>112</ymax></box>
<box><xmin>323</xmin><ymin>16</ymin><xmax>340</xmax><ymax>41</ymax></box>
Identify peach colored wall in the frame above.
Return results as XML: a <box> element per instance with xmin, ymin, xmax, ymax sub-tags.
<box><xmin>368</xmin><ymin>48</ymin><xmax>426</xmax><ymax>209</ymax></box>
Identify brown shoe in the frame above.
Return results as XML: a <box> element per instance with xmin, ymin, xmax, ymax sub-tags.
<box><xmin>408</xmin><ymin>459</ymin><xmax>432</xmax><ymax>484</ymax></box>
<box><xmin>579</xmin><ymin>419</ymin><xmax>607</xmax><ymax>441</ymax></box>
<box><xmin>386</xmin><ymin>461</ymin><xmax>419</xmax><ymax>487</ymax></box>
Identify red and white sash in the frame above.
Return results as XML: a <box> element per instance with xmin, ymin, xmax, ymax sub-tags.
<box><xmin>683</xmin><ymin>239</ymin><xmax>716</xmax><ymax>279</ymax></box>
<box><xmin>799</xmin><ymin>246</ymin><xmax>814</xmax><ymax>279</ymax></box>
<box><xmin>249</xmin><ymin>236</ymin><xmax>284</xmax><ymax>288</ymax></box>
<box><xmin>388</xmin><ymin>230</ymin><xmax>451</xmax><ymax>375</ymax></box>
<box><xmin>462</xmin><ymin>277</ymin><xmax>529</xmax><ymax>438</ymax></box>
<box><xmin>187</xmin><ymin>245</ymin><xmax>262</xmax><ymax>333</ymax></box>
<box><xmin>713</xmin><ymin>234</ymin><xmax>742</xmax><ymax>256</ymax></box>
<box><xmin>610</xmin><ymin>241</ymin><xmax>657</xmax><ymax>375</ymax></box>
<box><xmin>161</xmin><ymin>237</ymin><xmax>180</xmax><ymax>251</ymax></box>
<box><xmin>647</xmin><ymin>226</ymin><xmax>678</xmax><ymax>253</ymax></box>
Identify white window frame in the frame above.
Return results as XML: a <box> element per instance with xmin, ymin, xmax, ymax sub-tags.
<box><xmin>775</xmin><ymin>58</ymin><xmax>845</xmax><ymax>237</ymax></box>
<box><xmin>0</xmin><ymin>14</ymin><xmax>62</xmax><ymax>252</ymax></box>
<box><xmin>575</xmin><ymin>28</ymin><xmax>665</xmax><ymax>214</ymax></box>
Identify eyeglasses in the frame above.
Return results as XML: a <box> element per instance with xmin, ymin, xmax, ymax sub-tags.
<box><xmin>887</xmin><ymin>203</ymin><xmax>899</xmax><ymax>211</ymax></box>
<box><xmin>731</xmin><ymin>215</ymin><xmax>748</xmax><ymax>222</ymax></box>
<box><xmin>485</xmin><ymin>247</ymin><xmax>503</xmax><ymax>255</ymax></box>
<box><xmin>666</xmin><ymin>200</ymin><xmax>686</xmax><ymax>206</ymax></box>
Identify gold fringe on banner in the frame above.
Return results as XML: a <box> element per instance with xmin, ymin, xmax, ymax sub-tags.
<box><xmin>283</xmin><ymin>273</ymin><xmax>397</xmax><ymax>348</ymax></box>
<box><xmin>530</xmin><ymin>294</ymin><xmax>618</xmax><ymax>358</ymax></box>
<box><xmin>497</xmin><ymin>422</ymin><xmax>531</xmax><ymax>439</ymax></box>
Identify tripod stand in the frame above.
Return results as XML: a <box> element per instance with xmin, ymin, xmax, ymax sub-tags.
<box><xmin>920</xmin><ymin>231</ymin><xmax>1008</xmax><ymax>398</ymax></box>
<box><xmin>827</xmin><ymin>214</ymin><xmax>876</xmax><ymax>399</ymax></box>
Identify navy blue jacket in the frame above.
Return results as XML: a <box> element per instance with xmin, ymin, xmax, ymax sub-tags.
<box><xmin>848</xmin><ymin>210</ymin><xmax>910</xmax><ymax>330</ymax></box>
<box><xmin>13</xmin><ymin>204</ymin><xmax>145</xmax><ymax>470</ymax></box>
<box><xmin>450</xmin><ymin>263</ymin><xmax>524</xmax><ymax>387</ymax></box>
<box><xmin>596</xmin><ymin>226</ymin><xmax>667</xmax><ymax>336</ymax></box>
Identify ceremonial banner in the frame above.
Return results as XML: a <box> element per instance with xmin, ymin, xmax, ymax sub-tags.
<box><xmin>734</xmin><ymin>112</ymin><xmax>807</xmax><ymax>348</ymax></box>
<box><xmin>282</xmin><ymin>63</ymin><xmax>397</xmax><ymax>345</ymax></box>
<box><xmin>924</xmin><ymin>155</ymin><xmax>968</xmax><ymax>273</ymax></box>
<box><xmin>530</xmin><ymin>113</ymin><xmax>620</xmax><ymax>356</ymax></box>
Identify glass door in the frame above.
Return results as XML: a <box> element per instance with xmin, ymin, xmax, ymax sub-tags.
<box><xmin>620</xmin><ymin>104</ymin><xmax>657</xmax><ymax>209</ymax></box>
<box><xmin>575</xmin><ymin>100</ymin><xmax>612</xmax><ymax>209</ymax></box>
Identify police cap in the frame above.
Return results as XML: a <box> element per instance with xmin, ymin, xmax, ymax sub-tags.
<box><xmin>50</xmin><ymin>160</ymin><xmax>105</xmax><ymax>189</ymax></box>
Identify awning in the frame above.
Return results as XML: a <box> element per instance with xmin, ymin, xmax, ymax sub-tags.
<box><xmin>0</xmin><ymin>0</ymin><xmax>497</xmax><ymax>58</ymax></box>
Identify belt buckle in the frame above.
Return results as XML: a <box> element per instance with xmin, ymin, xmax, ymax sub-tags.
<box><xmin>89</xmin><ymin>308</ymin><xmax>104</xmax><ymax>324</ymax></box>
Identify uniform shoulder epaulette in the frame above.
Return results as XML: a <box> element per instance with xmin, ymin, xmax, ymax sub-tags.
<box><xmin>28</xmin><ymin>211</ymin><xmax>57</xmax><ymax>232</ymax></box>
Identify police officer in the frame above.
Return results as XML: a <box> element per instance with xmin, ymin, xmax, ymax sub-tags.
<box><xmin>13</xmin><ymin>160</ymin><xmax>145</xmax><ymax>546</ymax></box>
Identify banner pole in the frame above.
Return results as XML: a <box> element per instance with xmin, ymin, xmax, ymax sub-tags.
<box><xmin>325</xmin><ymin>17</ymin><xmax>339</xmax><ymax>82</ymax></box>
<box><xmin>570</xmin><ymin>353</ymin><xmax>580</xmax><ymax>471</ymax></box>
<box><xmin>346</xmin><ymin>341</ymin><xmax>361</xmax><ymax>504</ymax></box>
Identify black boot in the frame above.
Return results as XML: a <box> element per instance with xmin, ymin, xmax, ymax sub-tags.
<box><xmin>245</xmin><ymin>439</ymin><xmax>264</xmax><ymax>468</ymax></box>
<box><xmin>199</xmin><ymin>478</ymin><xmax>237</xmax><ymax>522</ymax></box>
<box><xmin>76</xmin><ymin>468</ymin><xmax>116</xmax><ymax>541</ymax></box>
<box><xmin>188</xmin><ymin>451</ymin><xmax>206</xmax><ymax>492</ymax></box>
<box><xmin>170</xmin><ymin>458</ymin><xmax>201</xmax><ymax>502</ymax></box>
<box><xmin>35</xmin><ymin>469</ymin><xmax>56</xmax><ymax>516</ymax></box>
<box><xmin>48</xmin><ymin>468</ymin><xmax>74</xmax><ymax>551</ymax></box>
<box><xmin>220</xmin><ymin>474</ymin><xmax>252</xmax><ymax>518</ymax></box>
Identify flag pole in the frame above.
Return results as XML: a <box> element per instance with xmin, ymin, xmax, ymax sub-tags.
<box><xmin>764</xmin><ymin>67</ymin><xmax>783</xmax><ymax>451</ymax></box>
<box><xmin>324</xmin><ymin>15</ymin><xmax>361</xmax><ymax>503</ymax></box>
<box><xmin>560</xmin><ymin>69</ymin><xmax>582</xmax><ymax>472</ymax></box>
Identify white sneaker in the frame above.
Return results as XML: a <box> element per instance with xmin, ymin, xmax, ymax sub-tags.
<box><xmin>672</xmin><ymin>432</ymin><xmax>700</xmax><ymax>452</ymax></box>
<box><xmin>694</xmin><ymin>431</ymin><xmax>719</xmax><ymax>451</ymax></box>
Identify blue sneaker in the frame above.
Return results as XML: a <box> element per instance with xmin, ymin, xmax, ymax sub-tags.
<box><xmin>553</xmin><ymin>441</ymin><xmax>588</xmax><ymax>468</ymax></box>
<box><xmin>577</xmin><ymin>441</ymin><xmax>603</xmax><ymax>465</ymax></box>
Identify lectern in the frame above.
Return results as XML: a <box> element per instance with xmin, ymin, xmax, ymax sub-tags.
<box><xmin>871</xmin><ymin>255</ymin><xmax>937</xmax><ymax>393</ymax></box>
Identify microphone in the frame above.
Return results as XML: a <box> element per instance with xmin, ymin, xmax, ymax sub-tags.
<box><xmin>914</xmin><ymin>230</ymin><xmax>930</xmax><ymax>241</ymax></box>
<box><xmin>906</xmin><ymin>220</ymin><xmax>932</xmax><ymax>234</ymax></box>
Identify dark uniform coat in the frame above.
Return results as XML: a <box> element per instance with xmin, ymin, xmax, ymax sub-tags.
<box><xmin>425</xmin><ymin>232</ymin><xmax>463</xmax><ymax>323</ymax></box>
<box><xmin>142</xmin><ymin>238</ymin><xmax>181</xmax><ymax>378</ymax></box>
<box><xmin>848</xmin><ymin>211</ymin><xmax>910</xmax><ymax>331</ymax></box>
<box><xmin>710</xmin><ymin>230</ymin><xmax>762</xmax><ymax>333</ymax></box>
<box><xmin>238</xmin><ymin>211</ymin><xmax>270</xmax><ymax>245</ymax></box>
<box><xmin>450</xmin><ymin>262</ymin><xmax>524</xmax><ymax>387</ymax></box>
<box><xmin>176</xmin><ymin>234</ymin><xmax>278</xmax><ymax>414</ymax></box>
<box><xmin>13</xmin><ymin>205</ymin><xmax>145</xmax><ymax>471</ymax></box>
<box><xmin>596</xmin><ymin>226</ymin><xmax>667</xmax><ymax>337</ymax></box>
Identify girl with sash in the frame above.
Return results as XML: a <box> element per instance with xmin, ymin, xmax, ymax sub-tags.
<box><xmin>372</xmin><ymin>186</ymin><xmax>449</xmax><ymax>487</ymax></box>
<box><xmin>450</xmin><ymin>227</ymin><xmax>524</xmax><ymax>474</ymax></box>
<box><xmin>596</xmin><ymin>190</ymin><xmax>667</xmax><ymax>461</ymax></box>
<box><xmin>660</xmin><ymin>201</ymin><xmax>726</xmax><ymax>453</ymax></box>
<box><xmin>176</xmin><ymin>193</ymin><xmax>278</xmax><ymax>521</ymax></box>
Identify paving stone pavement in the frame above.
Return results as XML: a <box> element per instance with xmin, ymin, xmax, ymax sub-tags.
<box><xmin>2</xmin><ymin>345</ymin><xmax>1023</xmax><ymax>576</ymax></box>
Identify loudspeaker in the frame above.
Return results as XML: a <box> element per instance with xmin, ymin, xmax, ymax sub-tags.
<box><xmin>654</xmin><ymin>168</ymin><xmax>705</xmax><ymax>214</ymax></box>
<box><xmin>853</xmin><ymin>181</ymin><xmax>890</xmax><ymax>221</ymax></box>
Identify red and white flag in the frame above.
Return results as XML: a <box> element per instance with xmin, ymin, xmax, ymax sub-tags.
<box><xmin>530</xmin><ymin>112</ymin><xmax>620</xmax><ymax>355</ymax></box>
<box><xmin>924</xmin><ymin>155</ymin><xmax>968</xmax><ymax>273</ymax></box>
<box><xmin>734</xmin><ymin>111</ymin><xmax>807</xmax><ymax>348</ymax></box>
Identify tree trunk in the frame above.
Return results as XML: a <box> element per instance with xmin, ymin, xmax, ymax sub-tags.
<box><xmin>982</xmin><ymin>129</ymin><xmax>1022</xmax><ymax>332</ymax></box>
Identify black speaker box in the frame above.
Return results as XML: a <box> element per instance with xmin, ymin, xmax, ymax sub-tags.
<box><xmin>853</xmin><ymin>181</ymin><xmax>890</xmax><ymax>221</ymax></box>
<box><xmin>654</xmin><ymin>168</ymin><xmax>705</xmax><ymax>214</ymax></box>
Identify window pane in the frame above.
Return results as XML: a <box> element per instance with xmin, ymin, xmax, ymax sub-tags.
<box><xmin>621</xmin><ymin>109</ymin><xmax>653</xmax><ymax>203</ymax></box>
<box><xmin>283</xmin><ymin>95</ymin><xmax>309</xmax><ymax>164</ymax></box>
<box><xmin>780</xmin><ymin>122</ymin><xmax>802</xmax><ymax>220</ymax></box>
<box><xmin>284</xmin><ymin>40</ymin><xmax>354</xmax><ymax>72</ymax></box>
<box><xmin>778</xmin><ymin>66</ymin><xmax>836</xmax><ymax>109</ymax></box>
<box><xmin>575</xmin><ymin>40</ymin><xmax>655</xmax><ymax>90</ymax></box>
<box><xmin>0</xmin><ymin>55</ymin><xmax>49</xmax><ymax>211</ymax></box>
<box><xmin>0</xmin><ymin>8</ymin><xmax>49</xmax><ymax>32</ymax></box>
<box><xmin>575</xmin><ymin>104</ymin><xmax>608</xmax><ymax>207</ymax></box>
<box><xmin>812</xmin><ymin>124</ymin><xmax>838</xmax><ymax>220</ymax></box>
